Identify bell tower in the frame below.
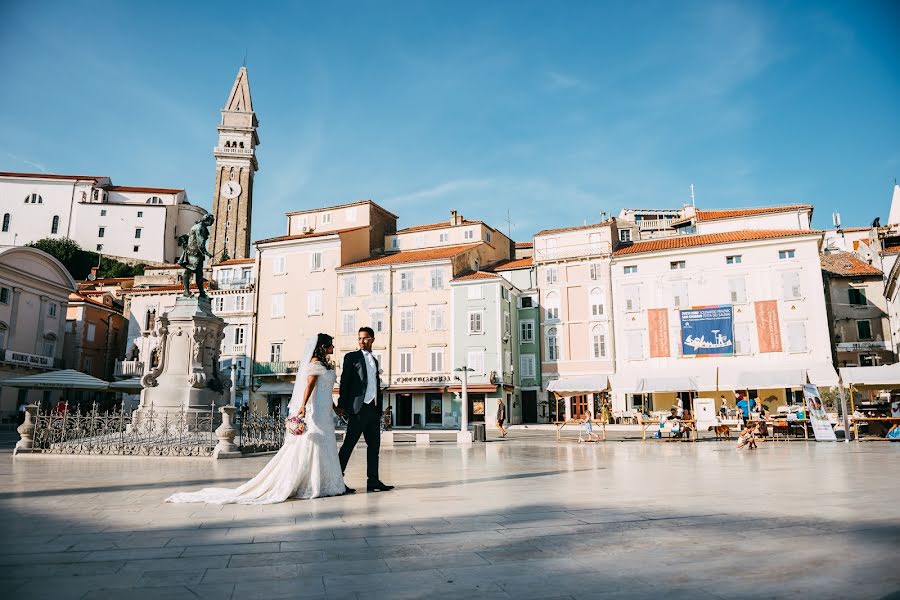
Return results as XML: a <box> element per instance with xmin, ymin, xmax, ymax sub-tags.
<box><xmin>209</xmin><ymin>67</ymin><xmax>259</xmax><ymax>262</ymax></box>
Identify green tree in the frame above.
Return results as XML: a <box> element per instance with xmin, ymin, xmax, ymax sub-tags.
<box><xmin>27</xmin><ymin>237</ymin><xmax>147</xmax><ymax>280</ymax></box>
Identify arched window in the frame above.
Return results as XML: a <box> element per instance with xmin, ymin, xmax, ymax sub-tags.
<box><xmin>225</xmin><ymin>141</ymin><xmax>231</xmax><ymax>148</ymax></box>
<box><xmin>589</xmin><ymin>287</ymin><xmax>604</xmax><ymax>317</ymax></box>
<box><xmin>591</xmin><ymin>325</ymin><xmax>606</xmax><ymax>359</ymax></box>
<box><xmin>547</xmin><ymin>327</ymin><xmax>560</xmax><ymax>361</ymax></box>
<box><xmin>238</xmin><ymin>141</ymin><xmax>244</xmax><ymax>148</ymax></box>
<box><xmin>25</xmin><ymin>193</ymin><xmax>42</xmax><ymax>204</ymax></box>
<box><xmin>146</xmin><ymin>196</ymin><xmax>162</xmax><ymax>204</ymax></box>
<box><xmin>545</xmin><ymin>291</ymin><xmax>560</xmax><ymax>321</ymax></box>
<box><xmin>51</xmin><ymin>215</ymin><xmax>59</xmax><ymax>234</ymax></box>
<box><xmin>2</xmin><ymin>213</ymin><xmax>9</xmax><ymax>232</ymax></box>
<box><xmin>43</xmin><ymin>332</ymin><xmax>57</xmax><ymax>357</ymax></box>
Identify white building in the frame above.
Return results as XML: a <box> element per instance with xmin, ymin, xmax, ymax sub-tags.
<box><xmin>0</xmin><ymin>246</ymin><xmax>76</xmax><ymax>417</ymax></box>
<box><xmin>0</xmin><ymin>172</ymin><xmax>207</xmax><ymax>264</ymax></box>
<box><xmin>610</xmin><ymin>229</ymin><xmax>836</xmax><ymax>413</ymax></box>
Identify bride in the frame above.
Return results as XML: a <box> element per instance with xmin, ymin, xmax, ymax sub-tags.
<box><xmin>166</xmin><ymin>333</ymin><xmax>349</xmax><ymax>504</ymax></box>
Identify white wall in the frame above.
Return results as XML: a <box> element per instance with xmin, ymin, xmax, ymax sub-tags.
<box><xmin>697</xmin><ymin>211</ymin><xmax>811</xmax><ymax>234</ymax></box>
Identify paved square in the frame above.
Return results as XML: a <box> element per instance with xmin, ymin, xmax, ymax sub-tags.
<box><xmin>2</xmin><ymin>435</ymin><xmax>899</xmax><ymax>599</ymax></box>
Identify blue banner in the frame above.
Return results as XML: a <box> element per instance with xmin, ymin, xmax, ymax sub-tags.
<box><xmin>680</xmin><ymin>305</ymin><xmax>734</xmax><ymax>357</ymax></box>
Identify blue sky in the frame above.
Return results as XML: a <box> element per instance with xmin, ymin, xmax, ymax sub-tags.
<box><xmin>2</xmin><ymin>1</ymin><xmax>898</xmax><ymax>243</ymax></box>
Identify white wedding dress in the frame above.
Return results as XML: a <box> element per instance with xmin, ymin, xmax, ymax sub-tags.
<box><xmin>166</xmin><ymin>359</ymin><xmax>346</xmax><ymax>505</ymax></box>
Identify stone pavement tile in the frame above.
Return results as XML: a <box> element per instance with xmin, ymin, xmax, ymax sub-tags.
<box><xmin>227</xmin><ymin>550</ymin><xmax>324</xmax><ymax>568</ymax></box>
<box><xmin>412</xmin><ymin>521</ymin><xmax>505</xmax><ymax>535</ymax></box>
<box><xmin>332</xmin><ymin>525</ymin><xmax>420</xmax><ymax>539</ymax></box>
<box><xmin>0</xmin><ymin>551</ymin><xmax>89</xmax><ymax>566</ymax></box>
<box><xmin>248</xmin><ymin>526</ymin><xmax>337</xmax><ymax>543</ymax></box>
<box><xmin>136</xmin><ymin>569</ymin><xmax>206</xmax><ymax>587</ymax></box>
<box><xmin>82</xmin><ymin>546</ymin><xmax>186</xmax><ymax>562</ymax></box>
<box><xmin>298</xmin><ymin>558</ymin><xmax>390</xmax><ymax>577</ymax></box>
<box><xmin>166</xmin><ymin>529</ymin><xmax>254</xmax><ymax>547</ymax></box>
<box><xmin>230</xmin><ymin>576</ymin><xmax>329</xmax><ymax>600</ymax></box>
<box><xmin>0</xmin><ymin>560</ymin><xmax>125</xmax><ymax>580</ymax></box>
<box><xmin>355</xmin><ymin>589</ymin><xmax>509</xmax><ymax>600</ymax></box>
<box><xmin>387</xmin><ymin>552</ymin><xmax>490</xmax><ymax>573</ymax></box>
<box><xmin>477</xmin><ymin>547</ymin><xmax>549</xmax><ymax>563</ymax></box>
<box><xmin>203</xmin><ymin>563</ymin><xmax>302</xmax><ymax>583</ymax></box>
<box><xmin>322</xmin><ymin>568</ymin><xmax>456</xmax><ymax>595</ymax></box>
<box><xmin>201</xmin><ymin>516</ymin><xmax>293</xmax><ymax>529</ymax></box>
<box><xmin>323</xmin><ymin>544</ymin><xmax>427</xmax><ymax>561</ymax></box>
<box><xmin>118</xmin><ymin>555</ymin><xmax>231</xmax><ymax>574</ymax></box>
<box><xmin>81</xmin><ymin>582</ymin><xmax>235</xmax><ymax>600</ymax></box>
<box><xmin>181</xmin><ymin>541</ymin><xmax>281</xmax><ymax>557</ymax></box>
<box><xmin>361</xmin><ymin>530</ymin><xmax>474</xmax><ymax>548</ymax></box>
<box><xmin>281</xmin><ymin>538</ymin><xmax>379</xmax><ymax>552</ymax></box>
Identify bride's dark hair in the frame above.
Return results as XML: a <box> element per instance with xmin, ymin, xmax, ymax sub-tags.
<box><xmin>311</xmin><ymin>333</ymin><xmax>335</xmax><ymax>370</ymax></box>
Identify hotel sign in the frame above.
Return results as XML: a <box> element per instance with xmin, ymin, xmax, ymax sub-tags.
<box><xmin>392</xmin><ymin>374</ymin><xmax>450</xmax><ymax>384</ymax></box>
<box><xmin>836</xmin><ymin>341</ymin><xmax>889</xmax><ymax>351</ymax></box>
<box><xmin>5</xmin><ymin>350</ymin><xmax>53</xmax><ymax>368</ymax></box>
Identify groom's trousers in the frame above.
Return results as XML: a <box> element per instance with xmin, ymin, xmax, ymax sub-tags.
<box><xmin>338</xmin><ymin>402</ymin><xmax>380</xmax><ymax>482</ymax></box>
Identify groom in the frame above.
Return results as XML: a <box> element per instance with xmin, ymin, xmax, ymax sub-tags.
<box><xmin>338</xmin><ymin>327</ymin><xmax>394</xmax><ymax>492</ymax></box>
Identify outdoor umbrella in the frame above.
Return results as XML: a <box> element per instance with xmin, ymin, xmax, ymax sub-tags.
<box><xmin>2</xmin><ymin>369</ymin><xmax>110</xmax><ymax>390</ymax></box>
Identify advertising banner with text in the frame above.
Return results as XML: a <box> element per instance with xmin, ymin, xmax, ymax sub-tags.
<box><xmin>680</xmin><ymin>305</ymin><xmax>734</xmax><ymax>357</ymax></box>
<box><xmin>754</xmin><ymin>300</ymin><xmax>783</xmax><ymax>353</ymax></box>
<box><xmin>647</xmin><ymin>308</ymin><xmax>670</xmax><ymax>358</ymax></box>
<box><xmin>802</xmin><ymin>384</ymin><xmax>837</xmax><ymax>441</ymax></box>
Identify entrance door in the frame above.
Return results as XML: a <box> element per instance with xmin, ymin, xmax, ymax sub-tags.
<box><xmin>522</xmin><ymin>390</ymin><xmax>537</xmax><ymax>423</ymax></box>
<box><xmin>572</xmin><ymin>394</ymin><xmax>589</xmax><ymax>419</ymax></box>
<box><xmin>468</xmin><ymin>393</ymin><xmax>486</xmax><ymax>422</ymax></box>
<box><xmin>425</xmin><ymin>393</ymin><xmax>443</xmax><ymax>425</ymax></box>
<box><xmin>396</xmin><ymin>394</ymin><xmax>413</xmax><ymax>427</ymax></box>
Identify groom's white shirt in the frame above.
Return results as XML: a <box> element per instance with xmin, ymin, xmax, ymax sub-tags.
<box><xmin>362</xmin><ymin>350</ymin><xmax>377</xmax><ymax>405</ymax></box>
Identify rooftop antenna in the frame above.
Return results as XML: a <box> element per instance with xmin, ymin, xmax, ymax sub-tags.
<box><xmin>832</xmin><ymin>212</ymin><xmax>842</xmax><ymax>229</ymax></box>
<box><xmin>503</xmin><ymin>208</ymin><xmax>514</xmax><ymax>240</ymax></box>
<box><xmin>242</xmin><ymin>49</ymin><xmax>248</xmax><ymax>68</ymax></box>
<box><xmin>689</xmin><ymin>184</ymin><xmax>696</xmax><ymax>208</ymax></box>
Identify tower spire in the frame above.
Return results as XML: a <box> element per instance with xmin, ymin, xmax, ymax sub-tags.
<box><xmin>224</xmin><ymin>66</ymin><xmax>253</xmax><ymax>113</ymax></box>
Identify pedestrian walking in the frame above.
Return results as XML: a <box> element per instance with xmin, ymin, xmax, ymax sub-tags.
<box><xmin>496</xmin><ymin>399</ymin><xmax>507</xmax><ymax>438</ymax></box>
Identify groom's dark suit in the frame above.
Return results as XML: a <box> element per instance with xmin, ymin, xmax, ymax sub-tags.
<box><xmin>338</xmin><ymin>350</ymin><xmax>383</xmax><ymax>483</ymax></box>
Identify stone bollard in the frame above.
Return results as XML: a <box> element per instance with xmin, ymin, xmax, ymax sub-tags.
<box><xmin>14</xmin><ymin>405</ymin><xmax>38</xmax><ymax>456</ymax></box>
<box><xmin>213</xmin><ymin>406</ymin><xmax>242</xmax><ymax>459</ymax></box>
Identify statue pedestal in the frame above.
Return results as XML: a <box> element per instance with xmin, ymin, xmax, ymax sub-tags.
<box><xmin>134</xmin><ymin>296</ymin><xmax>231</xmax><ymax>428</ymax></box>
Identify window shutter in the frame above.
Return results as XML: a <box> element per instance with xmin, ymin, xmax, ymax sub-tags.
<box><xmin>787</xmin><ymin>322</ymin><xmax>807</xmax><ymax>352</ymax></box>
<box><xmin>782</xmin><ymin>272</ymin><xmax>801</xmax><ymax>300</ymax></box>
<box><xmin>627</xmin><ymin>331</ymin><xmax>643</xmax><ymax>360</ymax></box>
<box><xmin>672</xmin><ymin>282</ymin><xmax>688</xmax><ymax>309</ymax></box>
<box><xmin>729</xmin><ymin>278</ymin><xmax>747</xmax><ymax>304</ymax></box>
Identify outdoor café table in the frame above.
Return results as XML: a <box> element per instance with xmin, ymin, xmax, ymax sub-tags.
<box><xmin>851</xmin><ymin>416</ymin><xmax>900</xmax><ymax>441</ymax></box>
<box><xmin>555</xmin><ymin>419</ymin><xmax>607</xmax><ymax>443</ymax></box>
<box><xmin>640</xmin><ymin>417</ymin><xmax>697</xmax><ymax>442</ymax></box>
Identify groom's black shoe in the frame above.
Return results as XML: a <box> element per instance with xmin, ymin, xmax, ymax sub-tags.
<box><xmin>367</xmin><ymin>481</ymin><xmax>394</xmax><ymax>492</ymax></box>
<box><xmin>342</xmin><ymin>486</ymin><xmax>356</xmax><ymax>495</ymax></box>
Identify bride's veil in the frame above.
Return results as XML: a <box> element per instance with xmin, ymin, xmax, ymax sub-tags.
<box><xmin>287</xmin><ymin>335</ymin><xmax>320</xmax><ymax>415</ymax></box>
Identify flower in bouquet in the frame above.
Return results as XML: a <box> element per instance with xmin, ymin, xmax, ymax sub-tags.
<box><xmin>286</xmin><ymin>415</ymin><xmax>307</xmax><ymax>436</ymax></box>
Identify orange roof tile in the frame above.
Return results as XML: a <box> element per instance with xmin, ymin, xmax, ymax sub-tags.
<box><xmin>820</xmin><ymin>252</ymin><xmax>882</xmax><ymax>277</ymax></box>
<box><xmin>0</xmin><ymin>171</ymin><xmax>104</xmax><ymax>181</ymax></box>
<box><xmin>286</xmin><ymin>199</ymin><xmax>399</xmax><ymax>219</ymax></box>
<box><xmin>216</xmin><ymin>258</ymin><xmax>256</xmax><ymax>266</ymax></box>
<box><xmin>453</xmin><ymin>271</ymin><xmax>501</xmax><ymax>282</ymax></box>
<box><xmin>613</xmin><ymin>230</ymin><xmax>821</xmax><ymax>256</ymax></box>
<box><xmin>880</xmin><ymin>245</ymin><xmax>900</xmax><ymax>255</ymax></box>
<box><xmin>127</xmin><ymin>283</ymin><xmax>211</xmax><ymax>293</ymax></box>
<box><xmin>255</xmin><ymin>226</ymin><xmax>368</xmax><ymax>245</ymax></box>
<box><xmin>396</xmin><ymin>219</ymin><xmax>483</xmax><ymax>234</ymax></box>
<box><xmin>514</xmin><ymin>241</ymin><xmax>533</xmax><ymax>248</ymax></box>
<box><xmin>340</xmin><ymin>243</ymin><xmax>482</xmax><ymax>269</ymax></box>
<box><xmin>106</xmin><ymin>185</ymin><xmax>183</xmax><ymax>194</ymax></box>
<box><xmin>673</xmin><ymin>204</ymin><xmax>813</xmax><ymax>226</ymax></box>
<box><xmin>535</xmin><ymin>219</ymin><xmax>613</xmax><ymax>236</ymax></box>
<box><xmin>492</xmin><ymin>257</ymin><xmax>533</xmax><ymax>271</ymax></box>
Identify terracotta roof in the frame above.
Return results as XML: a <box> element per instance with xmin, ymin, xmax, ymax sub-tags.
<box><xmin>673</xmin><ymin>204</ymin><xmax>813</xmax><ymax>226</ymax></box>
<box><xmin>492</xmin><ymin>257</ymin><xmax>533</xmax><ymax>271</ymax></box>
<box><xmin>340</xmin><ymin>243</ymin><xmax>482</xmax><ymax>269</ymax></box>
<box><xmin>820</xmin><ymin>252</ymin><xmax>882</xmax><ymax>277</ymax></box>
<box><xmin>453</xmin><ymin>271</ymin><xmax>501</xmax><ymax>282</ymax></box>
<box><xmin>143</xmin><ymin>264</ymin><xmax>181</xmax><ymax>270</ymax></box>
<box><xmin>105</xmin><ymin>185</ymin><xmax>183</xmax><ymax>194</ymax></box>
<box><xmin>840</xmin><ymin>227</ymin><xmax>874</xmax><ymax>233</ymax></box>
<box><xmin>77</xmin><ymin>277</ymin><xmax>134</xmax><ymax>285</ymax></box>
<box><xmin>216</xmin><ymin>258</ymin><xmax>255</xmax><ymax>266</ymax></box>
<box><xmin>880</xmin><ymin>245</ymin><xmax>900</xmax><ymax>255</ymax></box>
<box><xmin>396</xmin><ymin>219</ymin><xmax>483</xmax><ymax>234</ymax></box>
<box><xmin>613</xmin><ymin>230</ymin><xmax>821</xmax><ymax>256</ymax></box>
<box><xmin>535</xmin><ymin>219</ymin><xmax>613</xmax><ymax>236</ymax></box>
<box><xmin>255</xmin><ymin>226</ymin><xmax>368</xmax><ymax>245</ymax></box>
<box><xmin>514</xmin><ymin>242</ymin><xmax>533</xmax><ymax>249</ymax></box>
<box><xmin>0</xmin><ymin>171</ymin><xmax>104</xmax><ymax>181</ymax></box>
<box><xmin>127</xmin><ymin>283</ymin><xmax>210</xmax><ymax>293</ymax></box>
<box><xmin>67</xmin><ymin>292</ymin><xmax>123</xmax><ymax>311</ymax></box>
<box><xmin>286</xmin><ymin>199</ymin><xmax>399</xmax><ymax>219</ymax></box>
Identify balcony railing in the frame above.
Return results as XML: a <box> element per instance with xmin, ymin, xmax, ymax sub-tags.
<box><xmin>635</xmin><ymin>218</ymin><xmax>675</xmax><ymax>230</ymax></box>
<box><xmin>213</xmin><ymin>146</ymin><xmax>254</xmax><ymax>156</ymax></box>
<box><xmin>223</xmin><ymin>344</ymin><xmax>247</xmax><ymax>356</ymax></box>
<box><xmin>253</xmin><ymin>361</ymin><xmax>300</xmax><ymax>376</ymax></box>
<box><xmin>535</xmin><ymin>241</ymin><xmax>612</xmax><ymax>262</ymax></box>
<box><xmin>114</xmin><ymin>360</ymin><xmax>144</xmax><ymax>378</ymax></box>
<box><xmin>216</xmin><ymin>278</ymin><xmax>255</xmax><ymax>290</ymax></box>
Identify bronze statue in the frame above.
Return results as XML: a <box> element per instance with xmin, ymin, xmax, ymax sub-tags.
<box><xmin>177</xmin><ymin>214</ymin><xmax>215</xmax><ymax>298</ymax></box>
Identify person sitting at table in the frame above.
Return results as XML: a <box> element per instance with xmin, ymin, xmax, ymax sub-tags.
<box><xmin>719</xmin><ymin>396</ymin><xmax>729</xmax><ymax>420</ymax></box>
<box><xmin>887</xmin><ymin>423</ymin><xmax>900</xmax><ymax>440</ymax></box>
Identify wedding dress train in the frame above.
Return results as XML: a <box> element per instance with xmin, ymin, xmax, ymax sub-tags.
<box><xmin>166</xmin><ymin>361</ymin><xmax>346</xmax><ymax>504</ymax></box>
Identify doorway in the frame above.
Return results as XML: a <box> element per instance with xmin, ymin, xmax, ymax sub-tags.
<box><xmin>522</xmin><ymin>390</ymin><xmax>537</xmax><ymax>423</ymax></box>
<box><xmin>571</xmin><ymin>394</ymin><xmax>589</xmax><ymax>419</ymax></box>
<box><xmin>425</xmin><ymin>393</ymin><xmax>443</xmax><ymax>426</ymax></box>
<box><xmin>396</xmin><ymin>394</ymin><xmax>413</xmax><ymax>427</ymax></box>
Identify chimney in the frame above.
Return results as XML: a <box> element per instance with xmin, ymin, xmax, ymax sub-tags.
<box><xmin>450</xmin><ymin>210</ymin><xmax>461</xmax><ymax>226</ymax></box>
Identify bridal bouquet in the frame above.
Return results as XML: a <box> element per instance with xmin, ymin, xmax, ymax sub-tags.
<box><xmin>286</xmin><ymin>415</ymin><xmax>307</xmax><ymax>436</ymax></box>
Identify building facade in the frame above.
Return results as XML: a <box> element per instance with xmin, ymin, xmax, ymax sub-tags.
<box><xmin>63</xmin><ymin>292</ymin><xmax>127</xmax><ymax>381</ymax></box>
<box><xmin>0</xmin><ymin>172</ymin><xmax>206</xmax><ymax>264</ymax></box>
<box><xmin>0</xmin><ymin>247</ymin><xmax>75</xmax><ymax>416</ymax></box>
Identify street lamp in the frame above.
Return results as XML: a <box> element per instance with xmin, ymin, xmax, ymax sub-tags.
<box><xmin>454</xmin><ymin>366</ymin><xmax>474</xmax><ymax>444</ymax></box>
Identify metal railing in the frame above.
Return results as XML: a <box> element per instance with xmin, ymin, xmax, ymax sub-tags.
<box><xmin>635</xmin><ymin>218</ymin><xmax>675</xmax><ymax>230</ymax></box>
<box><xmin>223</xmin><ymin>344</ymin><xmax>247</xmax><ymax>355</ymax></box>
<box><xmin>216</xmin><ymin>278</ymin><xmax>255</xmax><ymax>290</ymax></box>
<box><xmin>534</xmin><ymin>241</ymin><xmax>612</xmax><ymax>262</ymax></box>
<box><xmin>213</xmin><ymin>146</ymin><xmax>254</xmax><ymax>156</ymax></box>
<box><xmin>253</xmin><ymin>361</ymin><xmax>300</xmax><ymax>375</ymax></box>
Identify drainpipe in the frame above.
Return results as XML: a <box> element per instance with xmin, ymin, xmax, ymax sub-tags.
<box><xmin>248</xmin><ymin>245</ymin><xmax>262</xmax><ymax>406</ymax></box>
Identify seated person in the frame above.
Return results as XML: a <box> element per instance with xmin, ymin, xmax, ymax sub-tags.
<box><xmin>887</xmin><ymin>423</ymin><xmax>900</xmax><ymax>440</ymax></box>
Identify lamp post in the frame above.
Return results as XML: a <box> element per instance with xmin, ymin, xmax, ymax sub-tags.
<box><xmin>454</xmin><ymin>366</ymin><xmax>474</xmax><ymax>444</ymax></box>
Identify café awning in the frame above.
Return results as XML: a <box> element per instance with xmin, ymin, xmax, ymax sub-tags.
<box><xmin>613</xmin><ymin>366</ymin><xmax>717</xmax><ymax>393</ymax></box>
<box><xmin>719</xmin><ymin>363</ymin><xmax>838</xmax><ymax>389</ymax></box>
<box><xmin>108</xmin><ymin>378</ymin><xmax>143</xmax><ymax>391</ymax></box>
<box><xmin>256</xmin><ymin>382</ymin><xmax>295</xmax><ymax>395</ymax></box>
<box><xmin>1</xmin><ymin>369</ymin><xmax>110</xmax><ymax>391</ymax></box>
<box><xmin>839</xmin><ymin>363</ymin><xmax>900</xmax><ymax>390</ymax></box>
<box><xmin>546</xmin><ymin>375</ymin><xmax>610</xmax><ymax>396</ymax></box>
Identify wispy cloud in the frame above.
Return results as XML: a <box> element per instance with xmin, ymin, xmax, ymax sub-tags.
<box><xmin>545</xmin><ymin>70</ymin><xmax>585</xmax><ymax>90</ymax></box>
<box><xmin>385</xmin><ymin>178</ymin><xmax>495</xmax><ymax>206</ymax></box>
<box><xmin>5</xmin><ymin>153</ymin><xmax>47</xmax><ymax>173</ymax></box>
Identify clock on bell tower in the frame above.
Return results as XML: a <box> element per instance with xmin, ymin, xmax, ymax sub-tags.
<box><xmin>209</xmin><ymin>66</ymin><xmax>259</xmax><ymax>262</ymax></box>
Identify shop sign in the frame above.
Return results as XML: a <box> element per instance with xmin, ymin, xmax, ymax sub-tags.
<box><xmin>4</xmin><ymin>350</ymin><xmax>53</xmax><ymax>368</ymax></box>
<box><xmin>392</xmin><ymin>374</ymin><xmax>450</xmax><ymax>384</ymax></box>
<box><xmin>680</xmin><ymin>305</ymin><xmax>734</xmax><ymax>357</ymax></box>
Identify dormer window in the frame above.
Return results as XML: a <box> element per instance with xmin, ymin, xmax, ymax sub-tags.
<box><xmin>619</xmin><ymin>229</ymin><xmax>632</xmax><ymax>242</ymax></box>
<box><xmin>25</xmin><ymin>193</ymin><xmax>43</xmax><ymax>204</ymax></box>
<box><xmin>146</xmin><ymin>196</ymin><xmax>162</xmax><ymax>204</ymax></box>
